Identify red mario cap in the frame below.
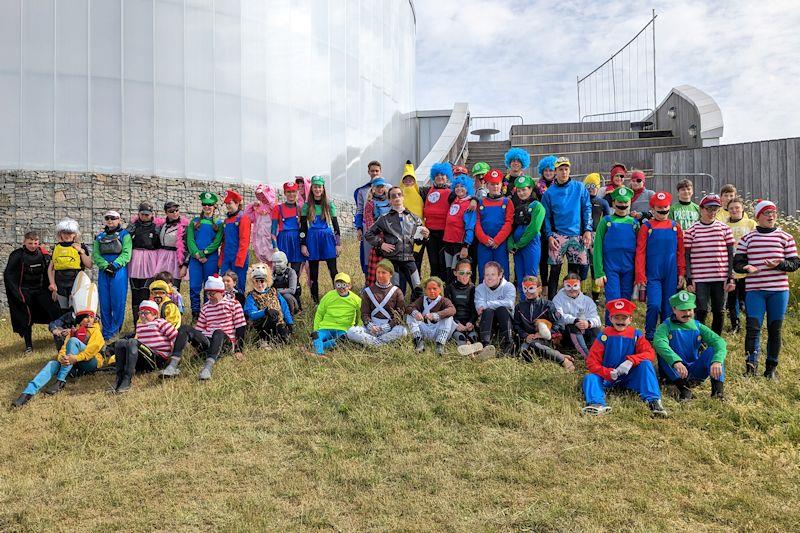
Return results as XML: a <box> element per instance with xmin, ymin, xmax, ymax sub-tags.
<box><xmin>650</xmin><ymin>191</ymin><xmax>672</xmax><ymax>208</ymax></box>
<box><xmin>484</xmin><ymin>169</ymin><xmax>504</xmax><ymax>184</ymax></box>
<box><xmin>283</xmin><ymin>181</ymin><xmax>299</xmax><ymax>192</ymax></box>
<box><xmin>605</xmin><ymin>298</ymin><xmax>636</xmax><ymax>317</ymax></box>
<box><xmin>452</xmin><ymin>165</ymin><xmax>469</xmax><ymax>176</ymax></box>
<box><xmin>223</xmin><ymin>189</ymin><xmax>243</xmax><ymax>204</ymax></box>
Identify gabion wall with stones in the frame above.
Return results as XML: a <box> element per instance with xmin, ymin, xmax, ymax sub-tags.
<box><xmin>0</xmin><ymin>170</ymin><xmax>356</xmax><ymax>312</ymax></box>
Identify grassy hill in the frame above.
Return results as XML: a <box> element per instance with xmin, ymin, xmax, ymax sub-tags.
<box><xmin>1</xmin><ymin>240</ymin><xmax>799</xmax><ymax>531</ymax></box>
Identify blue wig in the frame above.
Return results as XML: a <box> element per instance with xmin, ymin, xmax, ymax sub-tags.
<box><xmin>430</xmin><ymin>162</ymin><xmax>454</xmax><ymax>182</ymax></box>
<box><xmin>504</xmin><ymin>147</ymin><xmax>531</xmax><ymax>170</ymax></box>
<box><xmin>451</xmin><ymin>173</ymin><xmax>475</xmax><ymax>198</ymax></box>
<box><xmin>536</xmin><ymin>155</ymin><xmax>558</xmax><ymax>176</ymax></box>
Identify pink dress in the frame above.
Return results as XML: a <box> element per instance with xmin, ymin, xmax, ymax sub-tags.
<box><xmin>245</xmin><ymin>183</ymin><xmax>277</xmax><ymax>264</ymax></box>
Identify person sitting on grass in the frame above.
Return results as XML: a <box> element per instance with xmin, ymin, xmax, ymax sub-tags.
<box><xmin>581</xmin><ymin>298</ymin><xmax>667</xmax><ymax>417</ymax></box>
<box><xmin>271</xmin><ymin>251</ymin><xmax>300</xmax><ymax>314</ymax></box>
<box><xmin>161</xmin><ymin>274</ymin><xmax>246</xmax><ymax>380</ymax></box>
<box><xmin>222</xmin><ymin>270</ymin><xmax>246</xmax><ymax>307</ymax></box>
<box><xmin>12</xmin><ymin>307</ymin><xmax>107</xmax><ymax>408</ymax></box>
<box><xmin>347</xmin><ymin>260</ymin><xmax>408</xmax><ymax>347</ymax></box>
<box><xmin>110</xmin><ymin>300</ymin><xmax>179</xmax><ymax>394</ymax></box>
<box><xmin>310</xmin><ymin>272</ymin><xmax>362</xmax><ymax>356</ymax></box>
<box><xmin>552</xmin><ymin>274</ymin><xmax>602</xmax><ymax>359</ymax></box>
<box><xmin>147</xmin><ymin>279</ymin><xmax>182</xmax><ymax>329</ymax></box>
<box><xmin>150</xmin><ymin>271</ymin><xmax>185</xmax><ymax>314</ymax></box>
<box><xmin>407</xmin><ymin>276</ymin><xmax>456</xmax><ymax>356</ymax></box>
<box><xmin>445</xmin><ymin>258</ymin><xmax>496</xmax><ymax>360</ymax></box>
<box><xmin>513</xmin><ymin>276</ymin><xmax>574</xmax><ymax>372</ymax></box>
<box><xmin>653</xmin><ymin>290</ymin><xmax>726</xmax><ymax>401</ymax></box>
<box><xmin>475</xmin><ymin>261</ymin><xmax>516</xmax><ymax>353</ymax></box>
<box><xmin>243</xmin><ymin>264</ymin><xmax>293</xmax><ymax>349</ymax></box>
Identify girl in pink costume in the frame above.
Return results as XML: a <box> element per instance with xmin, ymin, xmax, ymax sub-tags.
<box><xmin>245</xmin><ymin>183</ymin><xmax>277</xmax><ymax>266</ymax></box>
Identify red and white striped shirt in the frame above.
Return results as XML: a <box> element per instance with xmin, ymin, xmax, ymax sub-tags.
<box><xmin>684</xmin><ymin>221</ymin><xmax>734</xmax><ymax>282</ymax></box>
<box><xmin>736</xmin><ymin>228</ymin><xmax>798</xmax><ymax>291</ymax></box>
<box><xmin>135</xmin><ymin>318</ymin><xmax>178</xmax><ymax>359</ymax></box>
<box><xmin>196</xmin><ymin>297</ymin><xmax>247</xmax><ymax>342</ymax></box>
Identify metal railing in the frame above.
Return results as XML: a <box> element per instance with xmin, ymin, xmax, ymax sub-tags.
<box><xmin>647</xmin><ymin>172</ymin><xmax>717</xmax><ymax>196</ymax></box>
<box><xmin>468</xmin><ymin>115</ymin><xmax>524</xmax><ymax>142</ymax></box>
<box><xmin>580</xmin><ymin>108</ymin><xmax>654</xmax><ymax>124</ymax></box>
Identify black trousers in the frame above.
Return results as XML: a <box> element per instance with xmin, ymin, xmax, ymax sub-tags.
<box><xmin>309</xmin><ymin>259</ymin><xmax>338</xmax><ymax>302</ymax></box>
<box><xmin>114</xmin><ymin>338</ymin><xmax>166</xmax><ymax>383</ymax></box>
<box><xmin>426</xmin><ymin>229</ymin><xmax>446</xmax><ymax>280</ymax></box>
<box><xmin>479</xmin><ymin>307</ymin><xmax>514</xmax><ymax>347</ymax></box>
<box><xmin>727</xmin><ymin>278</ymin><xmax>746</xmax><ymax>329</ymax></box>
<box><xmin>546</xmin><ymin>263</ymin><xmax>582</xmax><ymax>303</ymax></box>
<box><xmin>129</xmin><ymin>278</ymin><xmax>151</xmax><ymax>323</ymax></box>
<box><xmin>695</xmin><ymin>281</ymin><xmax>725</xmax><ymax>334</ymax></box>
<box><xmin>398</xmin><ymin>250</ymin><xmax>425</xmax><ymax>297</ymax></box>
<box><xmin>172</xmin><ymin>326</ymin><xmax>231</xmax><ymax>361</ymax></box>
<box><xmin>252</xmin><ymin>312</ymin><xmax>290</xmax><ymax>342</ymax></box>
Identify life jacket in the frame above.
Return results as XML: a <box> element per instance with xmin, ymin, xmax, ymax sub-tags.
<box><xmin>423</xmin><ymin>187</ymin><xmax>450</xmax><ymax>231</ymax></box>
<box><xmin>97</xmin><ymin>230</ymin><xmax>123</xmax><ymax>255</ymax></box>
<box><xmin>52</xmin><ymin>242</ymin><xmax>81</xmax><ymax>271</ymax></box>
<box><xmin>273</xmin><ymin>269</ymin><xmax>291</xmax><ymax>289</ymax></box>
<box><xmin>512</xmin><ymin>196</ymin><xmax>533</xmax><ymax>228</ymax></box>
<box><xmin>443</xmin><ymin>197</ymin><xmax>472</xmax><ymax>244</ymax></box>
<box><xmin>159</xmin><ymin>220</ymin><xmax>181</xmax><ymax>250</ymax></box>
<box><xmin>21</xmin><ymin>248</ymin><xmax>47</xmax><ymax>289</ymax></box>
<box><xmin>448</xmin><ymin>282</ymin><xmax>474</xmax><ymax>324</ymax></box>
<box><xmin>130</xmin><ymin>221</ymin><xmax>160</xmax><ymax>250</ymax></box>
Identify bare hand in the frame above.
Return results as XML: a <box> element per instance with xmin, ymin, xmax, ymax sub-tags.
<box><xmin>420</xmin><ymin>227</ymin><xmax>430</xmax><ymax>238</ymax></box>
<box><xmin>596</xmin><ymin>276</ymin><xmax>607</xmax><ymax>289</ymax></box>
<box><xmin>486</xmin><ymin>238</ymin><xmax>495</xmax><ymax>248</ymax></box>
<box><xmin>582</xmin><ymin>231</ymin><xmax>592</xmax><ymax>248</ymax></box>
<box><xmin>465</xmin><ymin>322</ymin><xmax>474</xmax><ymax>331</ymax></box>
<box><xmin>525</xmin><ymin>333</ymin><xmax>538</xmax><ymax>343</ymax></box>
<box><xmin>477</xmin><ymin>307</ymin><xmax>484</xmax><ymax>316</ymax></box>
<box><xmin>686</xmin><ymin>283</ymin><xmax>695</xmax><ymax>293</ymax></box>
<box><xmin>576</xmin><ymin>319</ymin><xmax>589</xmax><ymax>331</ymax></box>
<box><xmin>72</xmin><ymin>242</ymin><xmax>82</xmax><ymax>251</ymax></box>
<box><xmin>301</xmin><ymin>245</ymin><xmax>310</xmax><ymax>258</ymax></box>
<box><xmin>725</xmin><ymin>281</ymin><xmax>736</xmax><ymax>293</ymax></box>
<box><xmin>743</xmin><ymin>265</ymin><xmax>759</xmax><ymax>273</ymax></box>
<box><xmin>336</xmin><ymin>245</ymin><xmax>341</xmax><ymax>257</ymax></box>
<box><xmin>710</xmin><ymin>362</ymin><xmax>723</xmax><ymax>380</ymax></box>
<box><xmin>562</xmin><ymin>357</ymin><xmax>575</xmax><ymax>372</ymax></box>
<box><xmin>548</xmin><ymin>236</ymin><xmax>558</xmax><ymax>253</ymax></box>
<box><xmin>456</xmin><ymin>323</ymin><xmax>467</xmax><ymax>332</ymax></box>
<box><xmin>369</xmin><ymin>324</ymin><xmax>381</xmax><ymax>334</ymax></box>
<box><xmin>467</xmin><ymin>200</ymin><xmax>477</xmax><ymax>212</ymax></box>
<box><xmin>763</xmin><ymin>258</ymin><xmax>782</xmax><ymax>269</ymax></box>
<box><xmin>459</xmin><ymin>247</ymin><xmax>469</xmax><ymax>259</ymax></box>
<box><xmin>413</xmin><ymin>311</ymin><xmax>424</xmax><ymax>321</ymax></box>
<box><xmin>357</xmin><ymin>229</ymin><xmax>363</xmax><ymax>241</ymax></box>
<box><xmin>677</xmin><ymin>276</ymin><xmax>686</xmax><ymax>289</ymax></box>
<box><xmin>233</xmin><ymin>351</ymin><xmax>244</xmax><ymax>361</ymax></box>
<box><xmin>179</xmin><ymin>265</ymin><xmax>188</xmax><ymax>279</ymax></box>
<box><xmin>673</xmin><ymin>361</ymin><xmax>689</xmax><ymax>379</ymax></box>
<box><xmin>380</xmin><ymin>242</ymin><xmax>396</xmax><ymax>253</ymax></box>
<box><xmin>51</xmin><ymin>291</ymin><xmax>58</xmax><ymax>302</ymax></box>
<box><xmin>199</xmin><ymin>257</ymin><xmax>208</xmax><ymax>264</ymax></box>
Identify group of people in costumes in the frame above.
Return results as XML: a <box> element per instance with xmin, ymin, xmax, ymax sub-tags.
<box><xmin>6</xmin><ymin>153</ymin><xmax>798</xmax><ymax>416</ymax></box>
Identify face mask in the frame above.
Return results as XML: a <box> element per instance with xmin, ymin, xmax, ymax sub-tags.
<box><xmin>564</xmin><ymin>283</ymin><xmax>581</xmax><ymax>292</ymax></box>
<box><xmin>334</xmin><ymin>281</ymin><xmax>348</xmax><ymax>290</ymax></box>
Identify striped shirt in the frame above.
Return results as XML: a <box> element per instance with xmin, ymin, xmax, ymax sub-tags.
<box><xmin>196</xmin><ymin>297</ymin><xmax>247</xmax><ymax>342</ymax></box>
<box><xmin>135</xmin><ymin>318</ymin><xmax>178</xmax><ymax>358</ymax></box>
<box><xmin>684</xmin><ymin>221</ymin><xmax>734</xmax><ymax>282</ymax></box>
<box><xmin>735</xmin><ymin>228</ymin><xmax>798</xmax><ymax>291</ymax></box>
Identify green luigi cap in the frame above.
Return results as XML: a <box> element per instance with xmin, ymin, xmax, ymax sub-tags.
<box><xmin>471</xmin><ymin>161</ymin><xmax>490</xmax><ymax>177</ymax></box>
<box><xmin>669</xmin><ymin>290</ymin><xmax>696</xmax><ymax>311</ymax></box>
<box><xmin>311</xmin><ymin>175</ymin><xmax>326</xmax><ymax>186</ymax></box>
<box><xmin>609</xmin><ymin>186</ymin><xmax>634</xmax><ymax>203</ymax></box>
<box><xmin>199</xmin><ymin>191</ymin><xmax>219</xmax><ymax>206</ymax></box>
<box><xmin>514</xmin><ymin>175</ymin><xmax>534</xmax><ymax>189</ymax></box>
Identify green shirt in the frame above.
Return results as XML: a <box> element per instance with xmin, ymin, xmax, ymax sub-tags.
<box><xmin>592</xmin><ymin>214</ymin><xmax>638</xmax><ymax>279</ymax></box>
<box><xmin>508</xmin><ymin>201</ymin><xmax>545</xmax><ymax>251</ymax></box>
<box><xmin>653</xmin><ymin>317</ymin><xmax>727</xmax><ymax>366</ymax></box>
<box><xmin>186</xmin><ymin>217</ymin><xmax>224</xmax><ymax>258</ymax></box>
<box><xmin>301</xmin><ymin>202</ymin><xmax>337</xmax><ymax>218</ymax></box>
<box><xmin>91</xmin><ymin>231</ymin><xmax>133</xmax><ymax>270</ymax></box>
<box><xmin>313</xmin><ymin>289</ymin><xmax>362</xmax><ymax>331</ymax></box>
<box><xmin>670</xmin><ymin>201</ymin><xmax>700</xmax><ymax>230</ymax></box>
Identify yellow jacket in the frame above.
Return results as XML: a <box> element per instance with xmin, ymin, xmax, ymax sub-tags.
<box><xmin>58</xmin><ymin>321</ymin><xmax>107</xmax><ymax>368</ymax></box>
<box><xmin>159</xmin><ymin>298</ymin><xmax>182</xmax><ymax>329</ymax></box>
<box><xmin>401</xmin><ymin>181</ymin><xmax>424</xmax><ymax>252</ymax></box>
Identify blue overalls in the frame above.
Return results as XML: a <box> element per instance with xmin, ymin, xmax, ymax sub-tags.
<box><xmin>307</xmin><ymin>210</ymin><xmax>337</xmax><ymax>261</ymax></box>
<box><xmin>477</xmin><ymin>197</ymin><xmax>510</xmax><ymax>281</ymax></box>
<box><xmin>96</xmin><ymin>228</ymin><xmax>130</xmax><ymax>338</ymax></box>
<box><xmin>657</xmin><ymin>320</ymin><xmax>726</xmax><ymax>383</ymax></box>
<box><xmin>601</xmin><ymin>215</ymin><xmax>637</xmax><ymax>323</ymax></box>
<box><xmin>582</xmin><ymin>330</ymin><xmax>661</xmax><ymax>406</ymax></box>
<box><xmin>643</xmin><ymin>220</ymin><xmax>679</xmax><ymax>339</ymax></box>
<box><xmin>275</xmin><ymin>204</ymin><xmax>304</xmax><ymax>263</ymax></box>
<box><xmin>189</xmin><ymin>218</ymin><xmax>222</xmax><ymax>314</ymax></box>
<box><xmin>512</xmin><ymin>200</ymin><xmax>542</xmax><ymax>290</ymax></box>
<box><xmin>220</xmin><ymin>212</ymin><xmax>249</xmax><ymax>293</ymax></box>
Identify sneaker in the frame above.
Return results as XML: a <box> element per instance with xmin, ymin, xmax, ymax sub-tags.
<box><xmin>457</xmin><ymin>342</ymin><xmax>484</xmax><ymax>357</ymax></box>
<box><xmin>11</xmin><ymin>393</ymin><xmax>32</xmax><ymax>408</ymax></box>
<box><xmin>160</xmin><ymin>358</ymin><xmax>181</xmax><ymax>378</ymax></box>
<box><xmin>43</xmin><ymin>380</ymin><xmax>66</xmax><ymax>396</ymax></box>
<box><xmin>414</xmin><ymin>337</ymin><xmax>425</xmax><ymax>353</ymax></box>
<box><xmin>744</xmin><ymin>361</ymin><xmax>757</xmax><ymax>376</ymax></box>
<box><xmin>116</xmin><ymin>376</ymin><xmax>132</xmax><ymax>393</ymax></box>
<box><xmin>648</xmin><ymin>399</ymin><xmax>668</xmax><ymax>417</ymax></box>
<box><xmin>435</xmin><ymin>343</ymin><xmax>445</xmax><ymax>356</ymax></box>
<box><xmin>581</xmin><ymin>404</ymin><xmax>612</xmax><ymax>416</ymax></box>
<box><xmin>198</xmin><ymin>358</ymin><xmax>215</xmax><ymax>381</ymax></box>
<box><xmin>257</xmin><ymin>339</ymin><xmax>273</xmax><ymax>351</ymax></box>
<box><xmin>24</xmin><ymin>346</ymin><xmax>33</xmax><ymax>355</ymax></box>
<box><xmin>763</xmin><ymin>365</ymin><xmax>778</xmax><ymax>381</ymax></box>
<box><xmin>476</xmin><ymin>344</ymin><xmax>497</xmax><ymax>361</ymax></box>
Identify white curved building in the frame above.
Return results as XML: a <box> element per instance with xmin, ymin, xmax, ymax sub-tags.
<box><xmin>0</xmin><ymin>0</ymin><xmax>417</xmax><ymax>196</ymax></box>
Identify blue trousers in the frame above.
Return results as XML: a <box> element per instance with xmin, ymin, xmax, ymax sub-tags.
<box><xmin>98</xmin><ymin>266</ymin><xmax>128</xmax><ymax>338</ymax></box>
<box><xmin>219</xmin><ymin>258</ymin><xmax>249</xmax><ymax>293</ymax></box>
<box><xmin>603</xmin><ymin>267</ymin><xmax>634</xmax><ymax>324</ymax></box>
<box><xmin>312</xmin><ymin>329</ymin><xmax>347</xmax><ymax>355</ymax></box>
<box><xmin>582</xmin><ymin>359</ymin><xmax>661</xmax><ymax>406</ymax></box>
<box><xmin>22</xmin><ymin>338</ymin><xmax>98</xmax><ymax>395</ymax></box>
<box><xmin>645</xmin><ymin>276</ymin><xmax>677</xmax><ymax>340</ymax></box>
<box><xmin>513</xmin><ymin>241</ymin><xmax>540</xmax><ymax>291</ymax></box>
<box><xmin>658</xmin><ymin>346</ymin><xmax>725</xmax><ymax>383</ymax></box>
<box><xmin>189</xmin><ymin>255</ymin><xmax>220</xmax><ymax>313</ymax></box>
<box><xmin>477</xmin><ymin>242</ymin><xmax>509</xmax><ymax>282</ymax></box>
<box><xmin>745</xmin><ymin>290</ymin><xmax>789</xmax><ymax>365</ymax></box>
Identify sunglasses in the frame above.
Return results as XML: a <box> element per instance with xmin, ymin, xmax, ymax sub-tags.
<box><xmin>455</xmin><ymin>270</ymin><xmax>472</xmax><ymax>275</ymax></box>
<box><xmin>104</xmin><ymin>216</ymin><xmax>119</xmax><ymax>221</ymax></box>
<box><xmin>166</xmin><ymin>208</ymin><xmax>179</xmax><ymax>214</ymax></box>
<box><xmin>632</xmin><ymin>179</ymin><xmax>644</xmax><ymax>183</ymax></box>
<box><xmin>390</xmin><ymin>193</ymin><xmax>403</xmax><ymax>199</ymax></box>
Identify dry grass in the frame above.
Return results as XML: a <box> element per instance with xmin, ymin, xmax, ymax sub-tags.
<box><xmin>1</xmin><ymin>240</ymin><xmax>799</xmax><ymax>531</ymax></box>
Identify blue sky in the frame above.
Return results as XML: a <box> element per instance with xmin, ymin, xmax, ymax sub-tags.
<box><xmin>414</xmin><ymin>0</ymin><xmax>800</xmax><ymax>144</ymax></box>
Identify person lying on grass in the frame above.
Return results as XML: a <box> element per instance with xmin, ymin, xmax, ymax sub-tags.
<box><xmin>406</xmin><ymin>276</ymin><xmax>456</xmax><ymax>356</ymax></box>
<box><xmin>581</xmin><ymin>298</ymin><xmax>667</xmax><ymax>417</ymax></box>
<box><xmin>653</xmin><ymin>290</ymin><xmax>726</xmax><ymax>402</ymax></box>
<box><xmin>310</xmin><ymin>272</ymin><xmax>362</xmax><ymax>356</ymax></box>
<box><xmin>513</xmin><ymin>276</ymin><xmax>574</xmax><ymax>372</ymax></box>
<box><xmin>347</xmin><ymin>260</ymin><xmax>408</xmax><ymax>347</ymax></box>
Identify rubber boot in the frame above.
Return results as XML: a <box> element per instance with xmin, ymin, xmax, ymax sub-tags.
<box><xmin>763</xmin><ymin>362</ymin><xmax>778</xmax><ymax>381</ymax></box>
<box><xmin>711</xmin><ymin>379</ymin><xmax>724</xmax><ymax>400</ymax></box>
<box><xmin>43</xmin><ymin>380</ymin><xmax>66</xmax><ymax>396</ymax></box>
<box><xmin>11</xmin><ymin>393</ymin><xmax>32</xmax><ymax>408</ymax></box>
<box><xmin>414</xmin><ymin>336</ymin><xmax>424</xmax><ymax>353</ymax></box>
<box><xmin>675</xmin><ymin>379</ymin><xmax>693</xmax><ymax>401</ymax></box>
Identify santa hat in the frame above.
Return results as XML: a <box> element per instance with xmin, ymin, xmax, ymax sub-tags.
<box><xmin>138</xmin><ymin>300</ymin><xmax>160</xmax><ymax>316</ymax></box>
<box><xmin>605</xmin><ymin>298</ymin><xmax>636</xmax><ymax>317</ymax></box>
<box><xmin>204</xmin><ymin>274</ymin><xmax>226</xmax><ymax>292</ymax></box>
<box><xmin>223</xmin><ymin>189</ymin><xmax>243</xmax><ymax>204</ymax></box>
<box><xmin>650</xmin><ymin>191</ymin><xmax>672</xmax><ymax>208</ymax></box>
<box><xmin>754</xmin><ymin>199</ymin><xmax>777</xmax><ymax>218</ymax></box>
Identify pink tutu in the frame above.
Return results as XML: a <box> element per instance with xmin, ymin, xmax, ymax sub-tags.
<box><xmin>128</xmin><ymin>249</ymin><xmax>169</xmax><ymax>279</ymax></box>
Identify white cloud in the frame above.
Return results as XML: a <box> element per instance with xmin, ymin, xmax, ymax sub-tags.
<box><xmin>414</xmin><ymin>0</ymin><xmax>800</xmax><ymax>144</ymax></box>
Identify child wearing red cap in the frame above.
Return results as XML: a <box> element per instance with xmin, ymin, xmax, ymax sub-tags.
<box><xmin>628</xmin><ymin>170</ymin><xmax>655</xmax><ymax>220</ymax></box>
<box><xmin>475</xmin><ymin>169</ymin><xmax>514</xmax><ymax>281</ymax></box>
<box><xmin>582</xmin><ymin>298</ymin><xmax>666</xmax><ymax>417</ymax></box>
<box><xmin>219</xmin><ymin>189</ymin><xmax>252</xmax><ymax>294</ymax></box>
<box><xmin>271</xmin><ymin>181</ymin><xmax>305</xmax><ymax>286</ymax></box>
<box><xmin>634</xmin><ymin>191</ymin><xmax>686</xmax><ymax>340</ymax></box>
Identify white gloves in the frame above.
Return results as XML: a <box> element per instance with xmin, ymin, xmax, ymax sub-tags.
<box><xmin>610</xmin><ymin>360</ymin><xmax>634</xmax><ymax>381</ymax></box>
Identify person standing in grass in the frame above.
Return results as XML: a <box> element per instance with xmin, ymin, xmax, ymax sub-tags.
<box><xmin>442</xmin><ymin>173</ymin><xmax>477</xmax><ymax>284</ymax></box>
<box><xmin>362</xmin><ymin>176</ymin><xmax>393</xmax><ymax>286</ymax></box>
<box><xmin>684</xmin><ymin>194</ymin><xmax>735</xmax><ymax>335</ymax></box>
<box><xmin>93</xmin><ymin>210</ymin><xmax>133</xmax><ymax>339</ymax></box>
<box><xmin>300</xmin><ymin>176</ymin><xmax>340</xmax><ymax>303</ymax></box>
<box><xmin>475</xmin><ymin>261</ymin><xmax>516</xmax><ymax>353</ymax></box>
<box><xmin>535</xmin><ymin>155</ymin><xmax>558</xmax><ymax>295</ymax></box>
<box><xmin>48</xmin><ymin>218</ymin><xmax>92</xmax><ymax>313</ymax></box>
<box><xmin>504</xmin><ymin>147</ymin><xmax>531</xmax><ymax>196</ymax></box>
<box><xmin>628</xmin><ymin>170</ymin><xmax>655</xmax><ymax>221</ymax></box>
<box><xmin>513</xmin><ymin>276</ymin><xmax>574</xmax><ymax>371</ymax></box>
<box><xmin>669</xmin><ymin>179</ymin><xmax>700</xmax><ymax>230</ymax></box>
<box><xmin>507</xmin><ymin>174</ymin><xmax>545</xmax><ymax>292</ymax></box>
<box><xmin>733</xmin><ymin>200</ymin><xmax>799</xmax><ymax>380</ymax></box>
<box><xmin>583</xmin><ymin>173</ymin><xmax>612</xmax><ymax>301</ymax></box>
<box><xmin>471</xmin><ymin>161</ymin><xmax>490</xmax><ymax>202</ymax></box>
<box><xmin>218</xmin><ymin>189</ymin><xmax>252</xmax><ymax>294</ymax></box>
<box><xmin>347</xmin><ymin>260</ymin><xmax>407</xmax><ymax>347</ymax></box>
<box><xmin>187</xmin><ymin>192</ymin><xmax>224</xmax><ymax>321</ymax></box>
<box><xmin>653</xmin><ymin>290</ymin><xmax>726</xmax><ymax>401</ymax></box>
<box><xmin>581</xmin><ymin>298</ymin><xmax>667</xmax><ymax>417</ymax></box>
<box><xmin>399</xmin><ymin>160</ymin><xmax>425</xmax><ymax>288</ymax></box>
<box><xmin>271</xmin><ymin>181</ymin><xmax>305</xmax><ymax>291</ymax></box>
<box><xmin>422</xmin><ymin>162</ymin><xmax>454</xmax><ymax>280</ymax></box>
<box><xmin>726</xmin><ymin>197</ymin><xmax>756</xmax><ymax>332</ymax></box>
<box><xmin>552</xmin><ymin>273</ymin><xmax>602</xmax><ymax>360</ymax></box>
<box><xmin>603</xmin><ymin>163</ymin><xmax>627</xmax><ymax>196</ymax></box>
<box><xmin>475</xmin><ymin>169</ymin><xmax>514</xmax><ymax>281</ymax></box>
<box><xmin>310</xmin><ymin>273</ymin><xmax>362</xmax><ymax>356</ymax></box>
<box><xmin>354</xmin><ymin>160</ymin><xmax>382</xmax><ymax>275</ymax></box>
<box><xmin>407</xmin><ymin>276</ymin><xmax>456</xmax><ymax>356</ymax></box>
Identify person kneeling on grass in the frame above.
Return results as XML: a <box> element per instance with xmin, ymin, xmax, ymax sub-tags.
<box><xmin>407</xmin><ymin>276</ymin><xmax>456</xmax><ymax>356</ymax></box>
<box><xmin>653</xmin><ymin>290</ymin><xmax>726</xmax><ymax>401</ymax></box>
<box><xmin>110</xmin><ymin>300</ymin><xmax>178</xmax><ymax>393</ymax></box>
<box><xmin>552</xmin><ymin>273</ymin><xmax>602</xmax><ymax>359</ymax></box>
<box><xmin>311</xmin><ymin>272</ymin><xmax>362</xmax><ymax>355</ymax></box>
<box><xmin>347</xmin><ymin>260</ymin><xmax>408</xmax><ymax>347</ymax></box>
<box><xmin>243</xmin><ymin>263</ymin><xmax>293</xmax><ymax>349</ymax></box>
<box><xmin>475</xmin><ymin>261</ymin><xmax>517</xmax><ymax>353</ymax></box>
<box><xmin>513</xmin><ymin>276</ymin><xmax>574</xmax><ymax>372</ymax></box>
<box><xmin>581</xmin><ymin>298</ymin><xmax>667</xmax><ymax>417</ymax></box>
<box><xmin>12</xmin><ymin>309</ymin><xmax>107</xmax><ymax>408</ymax></box>
<box><xmin>161</xmin><ymin>274</ymin><xmax>246</xmax><ymax>380</ymax></box>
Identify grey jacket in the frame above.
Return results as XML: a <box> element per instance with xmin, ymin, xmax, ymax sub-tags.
<box><xmin>365</xmin><ymin>208</ymin><xmax>424</xmax><ymax>262</ymax></box>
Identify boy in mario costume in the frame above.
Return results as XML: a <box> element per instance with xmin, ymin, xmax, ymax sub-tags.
<box><xmin>582</xmin><ymin>298</ymin><xmax>667</xmax><ymax>417</ymax></box>
<box><xmin>475</xmin><ymin>169</ymin><xmax>514</xmax><ymax>281</ymax></box>
<box><xmin>219</xmin><ymin>189</ymin><xmax>252</xmax><ymax>293</ymax></box>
